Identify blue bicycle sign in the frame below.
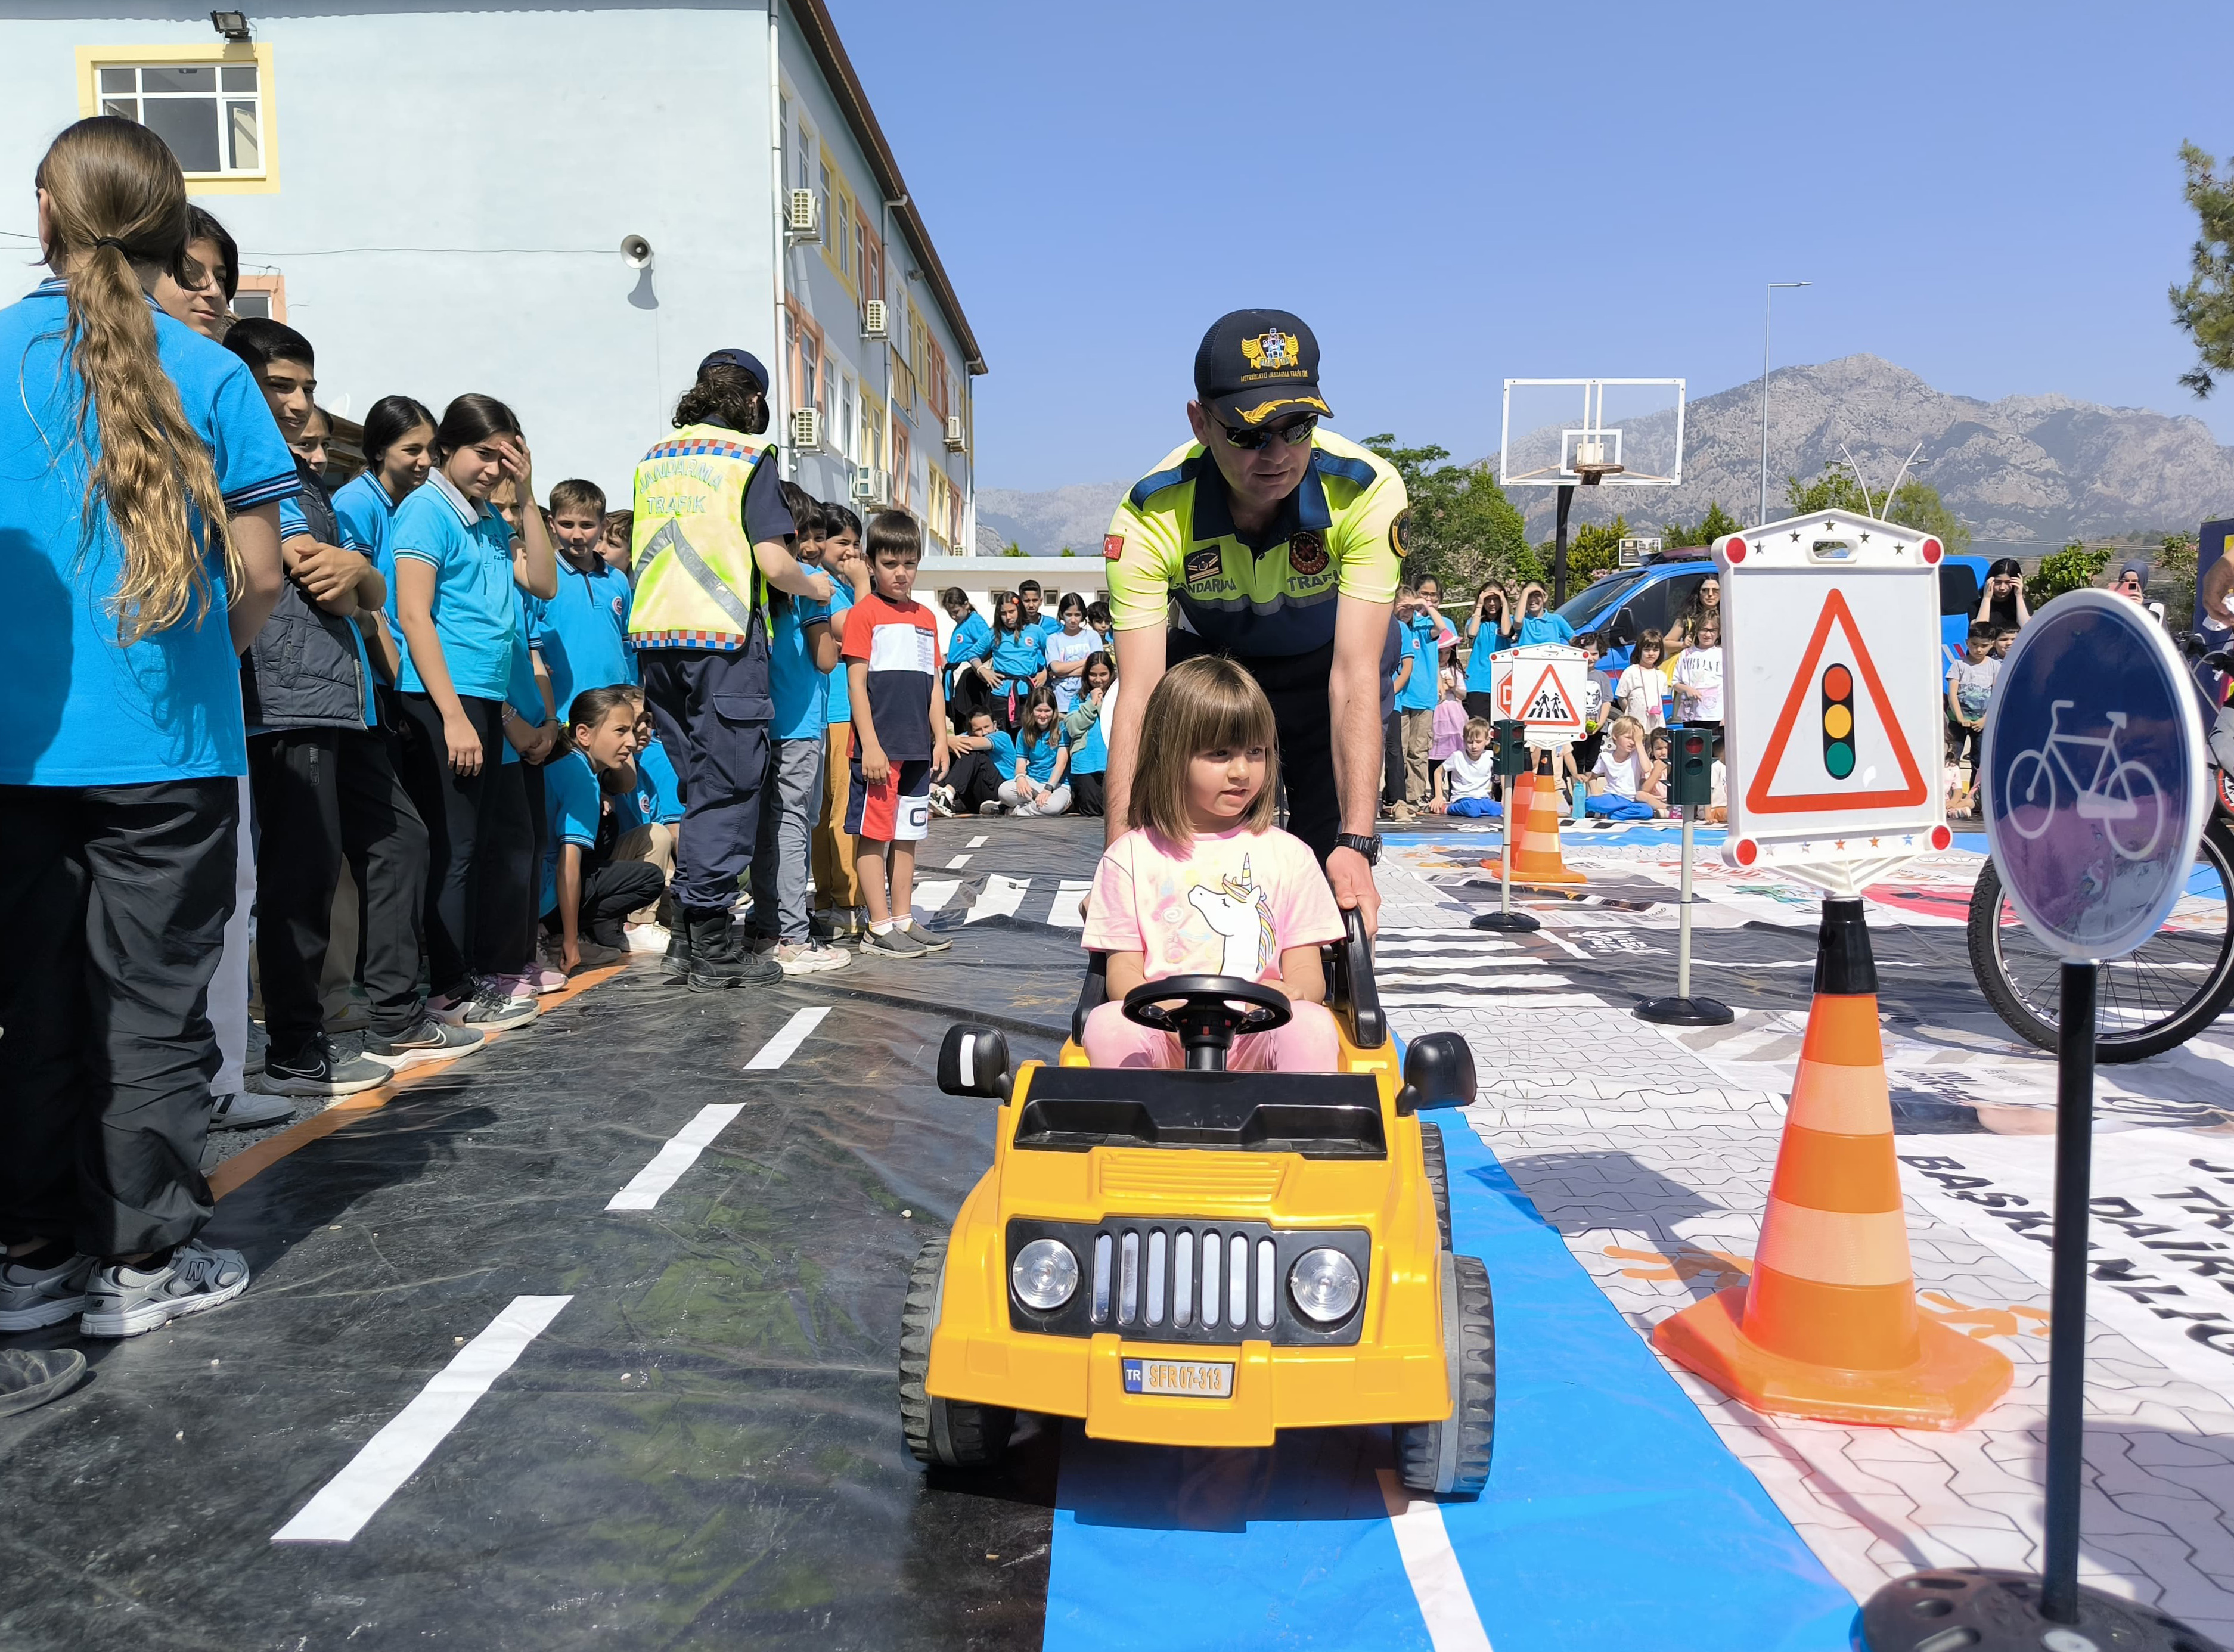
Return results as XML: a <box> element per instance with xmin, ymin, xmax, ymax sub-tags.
<box><xmin>2003</xmin><ymin>700</ymin><xmax>2164</xmax><ymax>862</ymax></box>
<box><xmin>1983</xmin><ymin>591</ymin><xmax>2209</xmax><ymax>962</ymax></box>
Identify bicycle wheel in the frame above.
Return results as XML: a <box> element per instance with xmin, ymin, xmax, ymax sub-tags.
<box><xmin>1967</xmin><ymin>815</ymin><xmax>2234</xmax><ymax>1061</ymax></box>
<box><xmin>2004</xmin><ymin>748</ymin><xmax>2056</xmax><ymax>840</ymax></box>
<box><xmin>2105</xmin><ymin>760</ymin><xmax>2164</xmax><ymax>862</ymax></box>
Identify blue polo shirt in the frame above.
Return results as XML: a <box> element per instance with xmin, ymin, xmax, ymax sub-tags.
<box><xmin>539</xmin><ymin>748</ymin><xmax>603</xmax><ymax>916</ymax></box>
<box><xmin>1070</xmin><ymin>707</ymin><xmax>1107</xmax><ymax>777</ymax></box>
<box><xmin>1396</xmin><ymin>613</ymin><xmax>1440</xmax><ymax>712</ymax></box>
<box><xmin>988</xmin><ymin>626</ymin><xmax>1047</xmax><ymax>687</ymax></box>
<box><xmin>0</xmin><ymin>278</ymin><xmax>297</xmax><ymax>785</ymax></box>
<box><xmin>500</xmin><ymin>585</ymin><xmax>550</xmax><ymax>767</ymax></box>
<box><xmin>945</xmin><ymin>610</ymin><xmax>992</xmax><ymax>692</ymax></box>
<box><xmin>823</xmin><ymin>579</ymin><xmax>857</xmax><ymax>724</ymax></box>
<box><xmin>391</xmin><ymin>470</ymin><xmax>517</xmax><ymax>700</ymax></box>
<box><xmin>1516</xmin><ymin>612</ymin><xmax>1575</xmax><ymax>648</ymax></box>
<box><xmin>770</xmin><ymin>591</ymin><xmax>833</xmax><ymax>741</ymax></box>
<box><xmin>991</xmin><ymin>728</ymin><xmax>1060</xmax><ymax>783</ymax></box>
<box><xmin>333</xmin><ymin>471</ymin><xmax>412</xmax><ymax>681</ymax></box>
<box><xmin>619</xmin><ymin>740</ymin><xmax>683</xmax><ymax>829</ymax></box>
<box><xmin>532</xmin><ymin>557</ymin><xmax>635</xmax><ymax>721</ymax></box>
<box><xmin>1464</xmin><ymin>625</ymin><xmax>1512</xmax><ymax>692</ymax></box>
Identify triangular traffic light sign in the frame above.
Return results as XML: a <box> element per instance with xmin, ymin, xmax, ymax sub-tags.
<box><xmin>1517</xmin><ymin>662</ymin><xmax>1582</xmax><ymax>731</ymax></box>
<box><xmin>1745</xmin><ymin>587</ymin><xmax>1928</xmax><ymax>815</ymax></box>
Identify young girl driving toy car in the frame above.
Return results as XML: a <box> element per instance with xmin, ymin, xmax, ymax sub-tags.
<box><xmin>1079</xmin><ymin>655</ymin><xmax>1346</xmax><ymax>1071</ymax></box>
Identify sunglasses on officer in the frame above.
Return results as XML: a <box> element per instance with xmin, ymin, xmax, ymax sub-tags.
<box><xmin>1214</xmin><ymin>414</ymin><xmax>1318</xmax><ymax>452</ymax></box>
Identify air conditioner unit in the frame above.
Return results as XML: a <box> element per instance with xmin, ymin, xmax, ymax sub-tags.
<box><xmin>861</xmin><ymin>299</ymin><xmax>889</xmax><ymax>340</ymax></box>
<box><xmin>943</xmin><ymin>415</ymin><xmax>966</xmax><ymax>453</ymax></box>
<box><xmin>790</xmin><ymin>407</ymin><xmax>822</xmax><ymax>450</ymax></box>
<box><xmin>850</xmin><ymin>465</ymin><xmax>889</xmax><ymax>504</ymax></box>
<box><xmin>786</xmin><ymin>188</ymin><xmax>821</xmax><ymax>241</ymax></box>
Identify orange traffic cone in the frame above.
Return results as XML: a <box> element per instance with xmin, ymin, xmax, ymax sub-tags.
<box><xmin>1484</xmin><ymin>758</ymin><xmax>1584</xmax><ymax>887</ymax></box>
<box><xmin>1652</xmin><ymin>899</ymin><xmax>2012</xmax><ymax>1429</ymax></box>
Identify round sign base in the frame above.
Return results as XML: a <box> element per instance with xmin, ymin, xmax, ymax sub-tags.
<box><xmin>1469</xmin><ymin>910</ymin><xmax>1541</xmax><ymax>934</ymax></box>
<box><xmin>1633</xmin><ymin>995</ymin><xmax>1733</xmax><ymax>1027</ymax></box>
<box><xmin>1859</xmin><ymin>1568</ymin><xmax>2214</xmax><ymax>1651</ymax></box>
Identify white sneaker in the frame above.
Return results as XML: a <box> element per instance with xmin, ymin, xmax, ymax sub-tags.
<box><xmin>625</xmin><ymin>924</ymin><xmax>671</xmax><ymax>954</ymax></box>
<box><xmin>774</xmin><ymin>939</ymin><xmax>851</xmax><ymax>974</ymax></box>
<box><xmin>0</xmin><ymin>1252</ymin><xmax>95</xmax><ymax>1331</ymax></box>
<box><xmin>209</xmin><ymin>1091</ymin><xmax>296</xmax><ymax>1131</ymax></box>
<box><xmin>1013</xmin><ymin>803</ymin><xmax>1039</xmax><ymax>818</ymax></box>
<box><xmin>80</xmin><ymin>1240</ymin><xmax>250</xmax><ymax>1338</ymax></box>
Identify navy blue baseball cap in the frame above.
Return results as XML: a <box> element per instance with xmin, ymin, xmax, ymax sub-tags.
<box><xmin>1194</xmin><ymin>309</ymin><xmax>1330</xmax><ymax>431</ymax></box>
<box><xmin>697</xmin><ymin>347</ymin><xmax>770</xmax><ymax>390</ymax></box>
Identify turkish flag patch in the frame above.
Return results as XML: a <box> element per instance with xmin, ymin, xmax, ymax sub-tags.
<box><xmin>1103</xmin><ymin>533</ymin><xmax>1125</xmax><ymax>560</ymax></box>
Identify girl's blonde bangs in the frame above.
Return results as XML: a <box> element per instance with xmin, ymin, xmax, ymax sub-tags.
<box><xmin>1130</xmin><ymin>656</ymin><xmax>1282</xmax><ymax>842</ymax></box>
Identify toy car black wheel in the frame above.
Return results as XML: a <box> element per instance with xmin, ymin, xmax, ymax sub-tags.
<box><xmin>1397</xmin><ymin>1254</ymin><xmax>1494</xmax><ymax>1498</ymax></box>
<box><xmin>899</xmin><ymin>1235</ymin><xmax>1013</xmax><ymax>1469</ymax></box>
<box><xmin>1419</xmin><ymin>1123</ymin><xmax>1452</xmax><ymax>1252</ymax></box>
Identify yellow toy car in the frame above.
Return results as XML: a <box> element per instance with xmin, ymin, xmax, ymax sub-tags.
<box><xmin>898</xmin><ymin>912</ymin><xmax>1496</xmax><ymax>1496</ymax></box>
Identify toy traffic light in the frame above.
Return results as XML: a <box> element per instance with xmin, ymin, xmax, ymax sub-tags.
<box><xmin>1491</xmin><ymin>719</ymin><xmax>1531</xmax><ymax>778</ymax></box>
<box><xmin>1670</xmin><ymin>723</ymin><xmax>1714</xmax><ymax>807</ymax></box>
<box><xmin>1820</xmin><ymin>664</ymin><xmax>1856</xmax><ymax>780</ymax></box>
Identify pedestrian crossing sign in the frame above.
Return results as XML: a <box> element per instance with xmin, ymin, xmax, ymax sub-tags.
<box><xmin>1498</xmin><ymin>644</ymin><xmax>1588</xmax><ymax>749</ymax></box>
<box><xmin>1715</xmin><ymin>510</ymin><xmax>1948</xmax><ymax>891</ymax></box>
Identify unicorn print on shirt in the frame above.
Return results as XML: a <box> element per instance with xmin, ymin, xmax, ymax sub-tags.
<box><xmin>1187</xmin><ymin>855</ymin><xmax>1277</xmax><ymax>979</ymax></box>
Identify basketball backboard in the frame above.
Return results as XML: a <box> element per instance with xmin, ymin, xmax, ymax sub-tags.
<box><xmin>1499</xmin><ymin>378</ymin><xmax>1686</xmax><ymax>490</ymax></box>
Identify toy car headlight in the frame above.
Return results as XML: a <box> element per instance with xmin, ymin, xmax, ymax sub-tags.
<box><xmin>1011</xmin><ymin>1239</ymin><xmax>1080</xmax><ymax>1311</ymax></box>
<box><xmin>1288</xmin><ymin>1248</ymin><xmax>1361</xmax><ymax>1324</ymax></box>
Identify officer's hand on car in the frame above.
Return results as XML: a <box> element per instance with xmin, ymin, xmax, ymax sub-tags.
<box><xmin>1327</xmin><ymin>845</ymin><xmax>1380</xmax><ymax>938</ymax></box>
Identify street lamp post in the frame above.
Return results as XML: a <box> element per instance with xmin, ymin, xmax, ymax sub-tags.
<box><xmin>1759</xmin><ymin>281</ymin><xmax>1811</xmax><ymax>527</ymax></box>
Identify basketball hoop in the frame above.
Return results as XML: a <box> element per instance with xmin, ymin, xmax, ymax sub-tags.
<box><xmin>1569</xmin><ymin>437</ymin><xmax>1625</xmax><ymax>485</ymax></box>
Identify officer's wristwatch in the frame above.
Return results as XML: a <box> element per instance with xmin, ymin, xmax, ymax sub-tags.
<box><xmin>1333</xmin><ymin>832</ymin><xmax>1383</xmax><ymax>866</ymax></box>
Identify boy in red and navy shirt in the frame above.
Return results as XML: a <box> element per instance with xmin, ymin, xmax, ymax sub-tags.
<box><xmin>843</xmin><ymin>511</ymin><xmax>951</xmax><ymax>958</ymax></box>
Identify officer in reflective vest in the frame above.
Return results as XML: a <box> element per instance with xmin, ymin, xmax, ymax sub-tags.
<box><xmin>630</xmin><ymin>348</ymin><xmax>831</xmax><ymax>989</ymax></box>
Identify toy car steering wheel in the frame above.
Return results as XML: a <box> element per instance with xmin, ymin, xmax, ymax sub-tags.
<box><xmin>1121</xmin><ymin>976</ymin><xmax>1293</xmax><ymax>1072</ymax></box>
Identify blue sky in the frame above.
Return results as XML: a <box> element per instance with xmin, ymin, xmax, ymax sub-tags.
<box><xmin>842</xmin><ymin>0</ymin><xmax>2234</xmax><ymax>493</ymax></box>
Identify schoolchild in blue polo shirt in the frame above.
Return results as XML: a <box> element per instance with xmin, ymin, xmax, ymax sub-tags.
<box><xmin>1395</xmin><ymin>591</ymin><xmax>1447</xmax><ymax>806</ymax></box>
<box><xmin>985</xmin><ymin>588</ymin><xmax>1048</xmax><ymax>731</ymax></box>
<box><xmin>221</xmin><ymin>321</ymin><xmax>481</xmax><ymax>1098</ymax></box>
<box><xmin>530</xmin><ymin>477</ymin><xmax>635</xmax><ymax>717</ymax></box>
<box><xmin>495</xmin><ymin>564</ymin><xmax>563</xmax><ymax>1005</ymax></box>
<box><xmin>333</xmin><ymin>394</ymin><xmax>436</xmax><ymax>700</ymax></box>
<box><xmin>989</xmin><ymin>687</ymin><xmax>1073</xmax><ymax>816</ymax></box>
<box><xmin>744</xmin><ymin>486</ymin><xmax>848</xmax><ymax>973</ymax></box>
<box><xmin>0</xmin><ymin>118</ymin><xmax>293</xmax><ymax>1342</ymax></box>
<box><xmin>540</xmin><ymin>687</ymin><xmax>664</xmax><ymax>973</ymax></box>
<box><xmin>939</xmin><ymin>585</ymin><xmax>994</xmax><ymax>728</ymax></box>
<box><xmin>1062</xmin><ymin>650</ymin><xmax>1114</xmax><ymax>816</ymax></box>
<box><xmin>812</xmin><ymin>505</ymin><xmax>868</xmax><ymax>940</ymax></box>
<box><xmin>1017</xmin><ymin>579</ymin><xmax>1062</xmax><ymax>642</ymax></box>
<box><xmin>389</xmin><ymin>394</ymin><xmax>557</xmax><ymax>1027</ymax></box>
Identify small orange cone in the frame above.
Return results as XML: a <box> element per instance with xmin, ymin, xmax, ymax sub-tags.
<box><xmin>1482</xmin><ymin>757</ymin><xmax>1584</xmax><ymax>887</ymax></box>
<box><xmin>1653</xmin><ymin>899</ymin><xmax>2011</xmax><ymax>1429</ymax></box>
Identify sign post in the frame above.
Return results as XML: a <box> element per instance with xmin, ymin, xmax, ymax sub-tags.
<box><xmin>1858</xmin><ymin>591</ymin><xmax>2213</xmax><ymax>1651</ymax></box>
<box><xmin>1635</xmin><ymin>724</ymin><xmax>1731</xmax><ymax>1025</ymax></box>
<box><xmin>1472</xmin><ymin>718</ymin><xmax>1540</xmax><ymax>933</ymax></box>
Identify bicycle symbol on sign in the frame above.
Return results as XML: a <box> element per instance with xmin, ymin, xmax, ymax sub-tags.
<box><xmin>2003</xmin><ymin>699</ymin><xmax>2165</xmax><ymax>861</ymax></box>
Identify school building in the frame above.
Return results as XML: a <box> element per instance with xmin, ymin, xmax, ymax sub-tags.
<box><xmin>0</xmin><ymin>0</ymin><xmax>987</xmax><ymax>549</ymax></box>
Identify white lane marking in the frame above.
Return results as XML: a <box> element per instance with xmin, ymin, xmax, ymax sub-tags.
<box><xmin>947</xmin><ymin>853</ymin><xmax>972</xmax><ymax>868</ymax></box>
<box><xmin>1380</xmin><ymin>990</ymin><xmax>1600</xmax><ymax>1009</ymax></box>
<box><xmin>1379</xmin><ymin>958</ymin><xmax>1563</xmax><ymax>974</ymax></box>
<box><xmin>966</xmin><ymin>874</ymin><xmax>1031</xmax><ymax>922</ymax></box>
<box><xmin>1377</xmin><ymin>1470</ymin><xmax>1494</xmax><ymax>1651</ymax></box>
<box><xmin>606</xmin><ymin>1104</ymin><xmax>745</xmax><ymax>1210</ymax></box>
<box><xmin>1048</xmin><ymin>878</ymin><xmax>1093</xmax><ymax>930</ymax></box>
<box><xmin>967</xmin><ymin>834</ymin><xmax>989</xmax><ymax>848</ymax></box>
<box><xmin>274</xmin><ymin>1296</ymin><xmax>572</xmax><ymax>1544</ymax></box>
<box><xmin>911</xmin><ymin>880</ymin><xmax>960</xmax><ymax>912</ymax></box>
<box><xmin>744</xmin><ymin>1006</ymin><xmax>829</xmax><ymax>1070</ymax></box>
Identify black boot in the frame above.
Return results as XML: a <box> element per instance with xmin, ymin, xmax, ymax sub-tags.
<box><xmin>686</xmin><ymin>908</ymin><xmax>780</xmax><ymax>990</ymax></box>
<box><xmin>662</xmin><ymin>918</ymin><xmax>693</xmax><ymax>986</ymax></box>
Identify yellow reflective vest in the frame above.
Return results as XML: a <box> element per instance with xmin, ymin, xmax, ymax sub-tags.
<box><xmin>628</xmin><ymin>423</ymin><xmax>775</xmax><ymax>651</ymax></box>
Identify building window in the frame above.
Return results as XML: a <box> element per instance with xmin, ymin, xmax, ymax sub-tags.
<box><xmin>892</xmin><ymin>421</ymin><xmax>911</xmax><ymax>511</ymax></box>
<box><xmin>99</xmin><ymin>61</ymin><xmax>263</xmax><ymax>176</ymax></box>
<box><xmin>233</xmin><ymin>272</ymin><xmax>285</xmax><ymax>321</ymax></box>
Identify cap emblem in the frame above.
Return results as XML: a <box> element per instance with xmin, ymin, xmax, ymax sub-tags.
<box><xmin>1240</xmin><ymin>329</ymin><xmax>1300</xmax><ymax>373</ymax></box>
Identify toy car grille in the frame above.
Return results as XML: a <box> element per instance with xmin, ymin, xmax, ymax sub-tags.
<box><xmin>1005</xmin><ymin>1218</ymin><xmax>1370</xmax><ymax>1347</ymax></box>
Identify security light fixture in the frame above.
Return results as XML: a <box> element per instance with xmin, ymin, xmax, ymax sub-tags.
<box><xmin>209</xmin><ymin>10</ymin><xmax>251</xmax><ymax>39</ymax></box>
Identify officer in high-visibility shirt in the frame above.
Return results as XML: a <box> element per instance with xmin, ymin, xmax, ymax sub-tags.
<box><xmin>629</xmin><ymin>348</ymin><xmax>831</xmax><ymax>989</ymax></box>
<box><xmin>1102</xmin><ymin>309</ymin><xmax>1408</xmax><ymax>930</ymax></box>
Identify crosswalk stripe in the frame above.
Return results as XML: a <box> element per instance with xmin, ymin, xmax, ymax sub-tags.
<box><xmin>1048</xmin><ymin>879</ymin><xmax>1093</xmax><ymax>930</ymax></box>
<box><xmin>910</xmin><ymin>880</ymin><xmax>960</xmax><ymax>913</ymax></box>
<box><xmin>1379</xmin><ymin>970</ymin><xmax>1580</xmax><ymax>989</ymax></box>
<box><xmin>966</xmin><ymin>873</ymin><xmax>1031</xmax><ymax>922</ymax></box>
<box><xmin>1382</xmin><ymin>990</ymin><xmax>1602</xmax><ymax>1009</ymax></box>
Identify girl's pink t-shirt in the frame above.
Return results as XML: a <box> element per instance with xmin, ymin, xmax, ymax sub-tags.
<box><xmin>1082</xmin><ymin>825</ymin><xmax>1344</xmax><ymax>985</ymax></box>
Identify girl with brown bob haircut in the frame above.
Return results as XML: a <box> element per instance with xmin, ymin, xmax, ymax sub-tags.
<box><xmin>1126</xmin><ymin>655</ymin><xmax>1283</xmax><ymax>844</ymax></box>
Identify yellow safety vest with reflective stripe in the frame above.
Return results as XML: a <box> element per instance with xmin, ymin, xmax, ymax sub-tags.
<box><xmin>628</xmin><ymin>423</ymin><xmax>774</xmax><ymax>650</ymax></box>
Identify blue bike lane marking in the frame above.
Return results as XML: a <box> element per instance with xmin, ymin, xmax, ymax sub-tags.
<box><xmin>1041</xmin><ymin>1077</ymin><xmax>1857</xmax><ymax>1651</ymax></box>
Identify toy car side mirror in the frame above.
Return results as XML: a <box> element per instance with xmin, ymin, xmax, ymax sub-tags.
<box><xmin>1396</xmin><ymin>1032</ymin><xmax>1477</xmax><ymax>1116</ymax></box>
<box><xmin>938</xmin><ymin>1025</ymin><xmax>1011</xmax><ymax>1100</ymax></box>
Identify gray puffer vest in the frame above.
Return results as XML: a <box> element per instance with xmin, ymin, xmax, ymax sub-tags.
<box><xmin>241</xmin><ymin>457</ymin><xmax>370</xmax><ymax>731</ymax></box>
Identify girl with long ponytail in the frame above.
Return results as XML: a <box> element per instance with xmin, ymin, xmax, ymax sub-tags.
<box><xmin>0</xmin><ymin>117</ymin><xmax>290</xmax><ymax>1347</ymax></box>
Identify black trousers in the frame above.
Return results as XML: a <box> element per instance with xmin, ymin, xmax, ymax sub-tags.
<box><xmin>395</xmin><ymin>692</ymin><xmax>510</xmax><ymax>996</ymax></box>
<box><xmin>544</xmin><ymin>858</ymin><xmax>665</xmax><ymax>948</ymax></box>
<box><xmin>1382</xmin><ymin>712</ymin><xmax>1404</xmax><ymax>808</ymax></box>
<box><xmin>943</xmin><ymin>746</ymin><xmax>1003</xmax><ymax>812</ymax></box>
<box><xmin>249</xmin><ymin>726</ymin><xmax>429</xmax><ymax>1052</ymax></box>
<box><xmin>511</xmin><ymin>760</ymin><xmax>550</xmax><ymax>974</ymax></box>
<box><xmin>638</xmin><ymin>645</ymin><xmax>772</xmax><ymax>915</ymax></box>
<box><xmin>0</xmin><ymin>780</ymin><xmax>236</xmax><ymax>1258</ymax></box>
<box><xmin>947</xmin><ymin>669</ymin><xmax>993</xmax><ymax>731</ymax></box>
<box><xmin>1071</xmin><ymin>771</ymin><xmax>1106</xmax><ymax>818</ymax></box>
<box><xmin>1166</xmin><ymin>635</ymin><xmax>1341</xmax><ymax>865</ymax></box>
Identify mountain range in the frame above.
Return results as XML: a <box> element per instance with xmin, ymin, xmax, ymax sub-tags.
<box><xmin>976</xmin><ymin>355</ymin><xmax>2234</xmax><ymax>556</ymax></box>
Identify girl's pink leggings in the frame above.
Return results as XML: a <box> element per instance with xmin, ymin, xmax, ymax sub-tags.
<box><xmin>1082</xmin><ymin>998</ymin><xmax>1341</xmax><ymax>1072</ymax></box>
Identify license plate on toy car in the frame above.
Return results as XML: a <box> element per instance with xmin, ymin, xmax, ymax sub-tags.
<box><xmin>1122</xmin><ymin>1357</ymin><xmax>1234</xmax><ymax>1398</ymax></box>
